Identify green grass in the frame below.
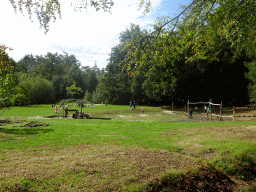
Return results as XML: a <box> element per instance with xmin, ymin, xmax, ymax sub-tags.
<box><xmin>0</xmin><ymin>104</ymin><xmax>256</xmax><ymax>191</ymax></box>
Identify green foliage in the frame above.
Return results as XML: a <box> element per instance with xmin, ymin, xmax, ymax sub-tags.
<box><xmin>91</xmin><ymin>89</ymin><xmax>102</xmax><ymax>104</ymax></box>
<box><xmin>0</xmin><ymin>47</ymin><xmax>29</xmax><ymax>109</ymax></box>
<box><xmin>84</xmin><ymin>90</ymin><xmax>92</xmax><ymax>102</ymax></box>
<box><xmin>66</xmin><ymin>81</ymin><xmax>82</xmax><ymax>99</ymax></box>
<box><xmin>19</xmin><ymin>75</ymin><xmax>54</xmax><ymax>104</ymax></box>
<box><xmin>8</xmin><ymin>0</ymin><xmax>256</xmax><ymax>106</ymax></box>
<box><xmin>117</xmin><ymin>2</ymin><xmax>253</xmax><ymax>105</ymax></box>
<box><xmin>138</xmin><ymin>0</ymin><xmax>152</xmax><ymax>15</ymax></box>
<box><xmin>16</xmin><ymin>52</ymin><xmax>101</xmax><ymax>103</ymax></box>
<box><xmin>245</xmin><ymin>60</ymin><xmax>256</xmax><ymax>102</ymax></box>
<box><xmin>84</xmin><ymin>66</ymin><xmax>98</xmax><ymax>95</ymax></box>
<box><xmin>0</xmin><ymin>74</ymin><xmax>29</xmax><ymax>108</ymax></box>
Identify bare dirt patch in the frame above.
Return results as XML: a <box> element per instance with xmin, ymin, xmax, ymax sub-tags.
<box><xmin>117</xmin><ymin>115</ymin><xmax>126</xmax><ymax>117</ymax></box>
<box><xmin>0</xmin><ymin>144</ymin><xmax>201</xmax><ymax>191</ymax></box>
<box><xmin>161</xmin><ymin>125</ymin><xmax>256</xmax><ymax>160</ymax></box>
<box><xmin>163</xmin><ymin>111</ymin><xmax>175</xmax><ymax>114</ymax></box>
<box><xmin>164</xmin><ymin>124</ymin><xmax>256</xmax><ymax>143</ymax></box>
<box><xmin>139</xmin><ymin>114</ymin><xmax>149</xmax><ymax>116</ymax></box>
<box><xmin>28</xmin><ymin>116</ymin><xmax>51</xmax><ymax>119</ymax></box>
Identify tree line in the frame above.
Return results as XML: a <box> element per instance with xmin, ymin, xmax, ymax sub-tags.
<box><xmin>1</xmin><ymin>22</ymin><xmax>255</xmax><ymax>108</ymax></box>
<box><xmin>0</xmin><ymin>49</ymin><xmax>105</xmax><ymax>108</ymax></box>
<box><xmin>16</xmin><ymin>52</ymin><xmax>105</xmax><ymax>105</ymax></box>
<box><xmin>98</xmin><ymin>23</ymin><xmax>253</xmax><ymax>106</ymax></box>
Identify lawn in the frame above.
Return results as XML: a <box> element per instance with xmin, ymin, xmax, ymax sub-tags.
<box><xmin>0</xmin><ymin>104</ymin><xmax>256</xmax><ymax>191</ymax></box>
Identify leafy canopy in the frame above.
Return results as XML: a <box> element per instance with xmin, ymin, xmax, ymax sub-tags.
<box><xmin>9</xmin><ymin>0</ymin><xmax>114</xmax><ymax>34</ymax></box>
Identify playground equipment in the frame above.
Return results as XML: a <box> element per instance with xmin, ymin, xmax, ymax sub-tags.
<box><xmin>68</xmin><ymin>106</ymin><xmax>111</xmax><ymax>120</ymax></box>
<box><xmin>187</xmin><ymin>99</ymin><xmax>235</xmax><ymax>121</ymax></box>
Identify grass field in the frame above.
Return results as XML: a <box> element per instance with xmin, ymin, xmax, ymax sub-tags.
<box><xmin>0</xmin><ymin>104</ymin><xmax>256</xmax><ymax>191</ymax></box>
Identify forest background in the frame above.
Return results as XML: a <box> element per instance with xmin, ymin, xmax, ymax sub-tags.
<box><xmin>1</xmin><ymin>0</ymin><xmax>256</xmax><ymax>108</ymax></box>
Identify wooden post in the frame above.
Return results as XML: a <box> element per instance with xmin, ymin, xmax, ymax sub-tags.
<box><xmin>187</xmin><ymin>100</ymin><xmax>189</xmax><ymax>117</ymax></box>
<box><xmin>210</xmin><ymin>99</ymin><xmax>212</xmax><ymax>121</ymax></box>
<box><xmin>233</xmin><ymin>106</ymin><xmax>235</xmax><ymax>121</ymax></box>
<box><xmin>220</xmin><ymin>101</ymin><xmax>222</xmax><ymax>121</ymax></box>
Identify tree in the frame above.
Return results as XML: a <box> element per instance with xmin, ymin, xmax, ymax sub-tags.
<box><xmin>66</xmin><ymin>81</ymin><xmax>82</xmax><ymax>98</ymax></box>
<box><xmin>99</xmin><ymin>25</ymin><xmax>145</xmax><ymax>104</ymax></box>
<box><xmin>245</xmin><ymin>59</ymin><xmax>256</xmax><ymax>103</ymax></box>
<box><xmin>120</xmin><ymin>14</ymin><xmax>252</xmax><ymax>105</ymax></box>
<box><xmin>84</xmin><ymin>90</ymin><xmax>92</xmax><ymax>102</ymax></box>
<box><xmin>0</xmin><ymin>45</ymin><xmax>29</xmax><ymax>109</ymax></box>
<box><xmin>118</xmin><ymin>0</ymin><xmax>256</xmax><ymax>77</ymax></box>
<box><xmin>9</xmin><ymin>0</ymin><xmax>114</xmax><ymax>34</ymax></box>
<box><xmin>84</xmin><ymin>66</ymin><xmax>98</xmax><ymax>95</ymax></box>
<box><xmin>19</xmin><ymin>75</ymin><xmax>54</xmax><ymax>104</ymax></box>
<box><xmin>151</xmin><ymin>0</ymin><xmax>256</xmax><ymax>63</ymax></box>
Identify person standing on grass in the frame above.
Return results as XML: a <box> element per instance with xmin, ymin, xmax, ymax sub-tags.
<box><xmin>204</xmin><ymin>105</ymin><xmax>207</xmax><ymax>114</ymax></box>
<box><xmin>130</xmin><ymin>101</ymin><xmax>132</xmax><ymax>109</ymax></box>
<box><xmin>65</xmin><ymin>105</ymin><xmax>69</xmax><ymax>118</ymax></box>
<box><xmin>55</xmin><ymin>105</ymin><xmax>59</xmax><ymax>118</ymax></box>
<box><xmin>207</xmin><ymin>106</ymin><xmax>210</xmax><ymax>118</ymax></box>
<box><xmin>142</xmin><ymin>108</ymin><xmax>144</xmax><ymax>114</ymax></box>
<box><xmin>189</xmin><ymin>108</ymin><xmax>193</xmax><ymax>119</ymax></box>
<box><xmin>133</xmin><ymin>100</ymin><xmax>136</xmax><ymax>110</ymax></box>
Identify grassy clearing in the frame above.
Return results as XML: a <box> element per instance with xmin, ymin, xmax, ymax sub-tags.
<box><xmin>0</xmin><ymin>104</ymin><xmax>256</xmax><ymax>191</ymax></box>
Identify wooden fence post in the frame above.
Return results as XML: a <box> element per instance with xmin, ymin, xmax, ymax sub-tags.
<box><xmin>210</xmin><ymin>99</ymin><xmax>212</xmax><ymax>121</ymax></box>
<box><xmin>187</xmin><ymin>100</ymin><xmax>189</xmax><ymax>117</ymax></box>
<box><xmin>220</xmin><ymin>101</ymin><xmax>222</xmax><ymax>121</ymax></box>
<box><xmin>233</xmin><ymin>106</ymin><xmax>235</xmax><ymax>121</ymax></box>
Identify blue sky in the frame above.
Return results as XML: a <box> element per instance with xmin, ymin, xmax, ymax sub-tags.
<box><xmin>1</xmin><ymin>0</ymin><xmax>192</xmax><ymax>69</ymax></box>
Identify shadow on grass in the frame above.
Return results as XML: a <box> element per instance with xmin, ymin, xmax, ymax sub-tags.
<box><xmin>143</xmin><ymin>168</ymin><xmax>235</xmax><ymax>192</ymax></box>
<box><xmin>0</xmin><ymin>127</ymin><xmax>54</xmax><ymax>135</ymax></box>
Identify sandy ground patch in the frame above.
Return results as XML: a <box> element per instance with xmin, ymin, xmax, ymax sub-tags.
<box><xmin>117</xmin><ymin>115</ymin><xmax>126</xmax><ymax>117</ymax></box>
<box><xmin>163</xmin><ymin>111</ymin><xmax>175</xmax><ymax>114</ymax></box>
<box><xmin>28</xmin><ymin>116</ymin><xmax>51</xmax><ymax>119</ymax></box>
<box><xmin>139</xmin><ymin>114</ymin><xmax>149</xmax><ymax>116</ymax></box>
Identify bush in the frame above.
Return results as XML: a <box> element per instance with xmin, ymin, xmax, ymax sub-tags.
<box><xmin>19</xmin><ymin>76</ymin><xmax>54</xmax><ymax>104</ymax></box>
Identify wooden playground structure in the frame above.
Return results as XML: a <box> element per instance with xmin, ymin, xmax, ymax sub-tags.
<box><xmin>169</xmin><ymin>99</ymin><xmax>238</xmax><ymax>121</ymax></box>
<box><xmin>65</xmin><ymin>105</ymin><xmax>111</xmax><ymax>120</ymax></box>
<box><xmin>187</xmin><ymin>99</ymin><xmax>236</xmax><ymax>121</ymax></box>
